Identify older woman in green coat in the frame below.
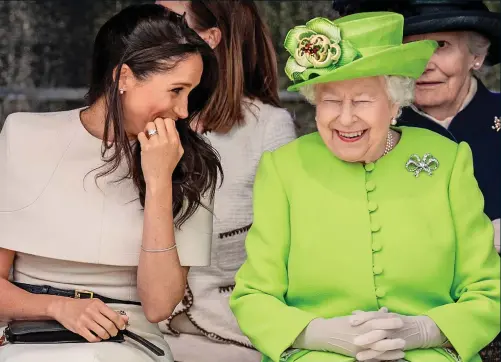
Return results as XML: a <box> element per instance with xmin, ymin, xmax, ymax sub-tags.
<box><xmin>230</xmin><ymin>12</ymin><xmax>500</xmax><ymax>362</ymax></box>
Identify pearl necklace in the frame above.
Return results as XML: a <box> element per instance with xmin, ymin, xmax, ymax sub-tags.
<box><xmin>383</xmin><ymin>129</ymin><xmax>394</xmax><ymax>156</ymax></box>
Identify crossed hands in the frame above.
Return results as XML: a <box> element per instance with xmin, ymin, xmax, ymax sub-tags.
<box><xmin>293</xmin><ymin>307</ymin><xmax>446</xmax><ymax>361</ymax></box>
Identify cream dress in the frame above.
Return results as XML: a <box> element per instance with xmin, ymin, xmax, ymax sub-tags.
<box><xmin>0</xmin><ymin>108</ymin><xmax>214</xmax><ymax>361</ymax></box>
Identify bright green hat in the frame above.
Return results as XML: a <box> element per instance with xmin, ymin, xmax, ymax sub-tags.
<box><xmin>284</xmin><ymin>12</ymin><xmax>438</xmax><ymax>92</ymax></box>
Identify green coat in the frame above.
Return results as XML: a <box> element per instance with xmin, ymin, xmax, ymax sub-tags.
<box><xmin>230</xmin><ymin>127</ymin><xmax>500</xmax><ymax>362</ymax></box>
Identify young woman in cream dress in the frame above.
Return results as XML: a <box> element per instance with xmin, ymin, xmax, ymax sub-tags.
<box><xmin>0</xmin><ymin>4</ymin><xmax>222</xmax><ymax>361</ymax></box>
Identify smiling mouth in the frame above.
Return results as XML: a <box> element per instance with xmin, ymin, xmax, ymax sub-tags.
<box><xmin>335</xmin><ymin>130</ymin><xmax>367</xmax><ymax>143</ymax></box>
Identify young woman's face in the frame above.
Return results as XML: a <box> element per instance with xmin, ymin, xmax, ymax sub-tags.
<box><xmin>120</xmin><ymin>53</ymin><xmax>203</xmax><ymax>137</ymax></box>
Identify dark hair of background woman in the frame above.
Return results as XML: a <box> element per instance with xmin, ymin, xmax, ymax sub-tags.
<box><xmin>86</xmin><ymin>4</ymin><xmax>222</xmax><ymax>227</ymax></box>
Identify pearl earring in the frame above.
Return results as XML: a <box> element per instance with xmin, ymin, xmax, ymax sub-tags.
<box><xmin>474</xmin><ymin>62</ymin><xmax>481</xmax><ymax>68</ymax></box>
<box><xmin>391</xmin><ymin>118</ymin><xmax>397</xmax><ymax>126</ymax></box>
<box><xmin>119</xmin><ymin>89</ymin><xmax>125</xmax><ymax>95</ymax></box>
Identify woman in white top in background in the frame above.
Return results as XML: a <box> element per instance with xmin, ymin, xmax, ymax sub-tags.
<box><xmin>156</xmin><ymin>1</ymin><xmax>296</xmax><ymax>361</ymax></box>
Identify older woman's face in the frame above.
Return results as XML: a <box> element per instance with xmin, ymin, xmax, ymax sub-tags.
<box><xmin>404</xmin><ymin>32</ymin><xmax>476</xmax><ymax>110</ymax></box>
<box><xmin>315</xmin><ymin>76</ymin><xmax>398</xmax><ymax>163</ymax></box>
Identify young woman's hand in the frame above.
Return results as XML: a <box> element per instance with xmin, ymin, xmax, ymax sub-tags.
<box><xmin>48</xmin><ymin>298</ymin><xmax>128</xmax><ymax>342</ymax></box>
<box><xmin>138</xmin><ymin>118</ymin><xmax>184</xmax><ymax>192</ymax></box>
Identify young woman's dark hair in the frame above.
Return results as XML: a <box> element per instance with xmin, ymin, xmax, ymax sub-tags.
<box><xmin>85</xmin><ymin>4</ymin><xmax>222</xmax><ymax>227</ymax></box>
<box><xmin>187</xmin><ymin>0</ymin><xmax>281</xmax><ymax>133</ymax></box>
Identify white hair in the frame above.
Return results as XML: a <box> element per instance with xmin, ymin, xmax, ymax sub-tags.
<box><xmin>465</xmin><ymin>31</ymin><xmax>491</xmax><ymax>58</ymax></box>
<box><xmin>299</xmin><ymin>75</ymin><xmax>416</xmax><ymax>120</ymax></box>
<box><xmin>464</xmin><ymin>31</ymin><xmax>491</xmax><ymax>76</ymax></box>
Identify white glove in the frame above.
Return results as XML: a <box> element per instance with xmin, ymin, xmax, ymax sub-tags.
<box><xmin>352</xmin><ymin>311</ymin><xmax>447</xmax><ymax>352</ymax></box>
<box><xmin>293</xmin><ymin>308</ymin><xmax>405</xmax><ymax>360</ymax></box>
<box><xmin>390</xmin><ymin>315</ymin><xmax>447</xmax><ymax>350</ymax></box>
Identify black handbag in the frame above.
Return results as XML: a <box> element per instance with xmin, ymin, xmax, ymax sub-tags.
<box><xmin>2</xmin><ymin>319</ymin><xmax>164</xmax><ymax>356</ymax></box>
<box><xmin>4</xmin><ymin>320</ymin><xmax>124</xmax><ymax>344</ymax></box>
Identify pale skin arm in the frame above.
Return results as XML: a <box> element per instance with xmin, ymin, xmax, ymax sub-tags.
<box><xmin>0</xmin><ymin>248</ymin><xmax>127</xmax><ymax>342</ymax></box>
<box><xmin>137</xmin><ymin>181</ymin><xmax>189</xmax><ymax>322</ymax></box>
<box><xmin>0</xmin><ymin>248</ymin><xmax>61</xmax><ymax>321</ymax></box>
<box><xmin>136</xmin><ymin>118</ymin><xmax>188</xmax><ymax>323</ymax></box>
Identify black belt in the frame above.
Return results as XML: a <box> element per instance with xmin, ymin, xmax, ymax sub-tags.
<box><xmin>14</xmin><ymin>282</ymin><xmax>141</xmax><ymax>306</ymax></box>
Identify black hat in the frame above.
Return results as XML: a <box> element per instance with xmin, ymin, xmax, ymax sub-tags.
<box><xmin>332</xmin><ymin>0</ymin><xmax>500</xmax><ymax>65</ymax></box>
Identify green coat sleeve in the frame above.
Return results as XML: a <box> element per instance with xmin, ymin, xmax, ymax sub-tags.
<box><xmin>425</xmin><ymin>142</ymin><xmax>500</xmax><ymax>361</ymax></box>
<box><xmin>230</xmin><ymin>152</ymin><xmax>317</xmax><ymax>362</ymax></box>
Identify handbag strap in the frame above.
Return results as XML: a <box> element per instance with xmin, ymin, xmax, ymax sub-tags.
<box><xmin>123</xmin><ymin>329</ymin><xmax>165</xmax><ymax>356</ymax></box>
<box><xmin>13</xmin><ymin>282</ymin><xmax>141</xmax><ymax>306</ymax></box>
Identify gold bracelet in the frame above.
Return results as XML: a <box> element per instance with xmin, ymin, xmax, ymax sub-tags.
<box><xmin>140</xmin><ymin>244</ymin><xmax>177</xmax><ymax>253</ymax></box>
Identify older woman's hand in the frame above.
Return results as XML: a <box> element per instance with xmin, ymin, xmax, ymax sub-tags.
<box><xmin>352</xmin><ymin>310</ymin><xmax>447</xmax><ymax>357</ymax></box>
<box><xmin>293</xmin><ymin>308</ymin><xmax>405</xmax><ymax>360</ymax></box>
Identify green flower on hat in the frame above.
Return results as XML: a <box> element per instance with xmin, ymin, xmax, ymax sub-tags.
<box><xmin>284</xmin><ymin>17</ymin><xmax>361</xmax><ymax>84</ymax></box>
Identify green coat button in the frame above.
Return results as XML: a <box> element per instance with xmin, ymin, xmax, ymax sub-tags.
<box><xmin>371</xmin><ymin>222</ymin><xmax>381</xmax><ymax>232</ymax></box>
<box><xmin>368</xmin><ymin>201</ymin><xmax>378</xmax><ymax>212</ymax></box>
<box><xmin>364</xmin><ymin>163</ymin><xmax>375</xmax><ymax>172</ymax></box>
